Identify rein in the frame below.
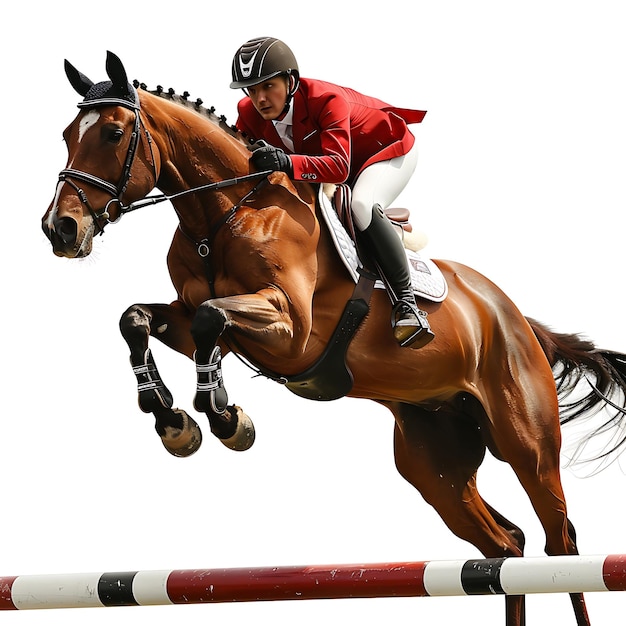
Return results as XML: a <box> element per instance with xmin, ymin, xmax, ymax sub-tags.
<box><xmin>171</xmin><ymin>173</ymin><xmax>272</xmax><ymax>259</ymax></box>
<box><xmin>121</xmin><ymin>170</ymin><xmax>273</xmax><ymax>218</ymax></box>
<box><xmin>57</xmin><ymin>93</ymin><xmax>273</xmax><ymax>237</ymax></box>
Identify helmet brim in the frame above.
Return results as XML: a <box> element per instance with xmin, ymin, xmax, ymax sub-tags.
<box><xmin>230</xmin><ymin>71</ymin><xmax>286</xmax><ymax>90</ymax></box>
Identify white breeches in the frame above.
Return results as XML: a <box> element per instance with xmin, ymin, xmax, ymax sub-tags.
<box><xmin>350</xmin><ymin>141</ymin><xmax>419</xmax><ymax>231</ymax></box>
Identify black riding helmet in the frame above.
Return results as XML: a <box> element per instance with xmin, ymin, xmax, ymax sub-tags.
<box><xmin>230</xmin><ymin>36</ymin><xmax>300</xmax><ymax>101</ymax></box>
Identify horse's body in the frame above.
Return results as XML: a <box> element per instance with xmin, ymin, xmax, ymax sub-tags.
<box><xmin>42</xmin><ymin>53</ymin><xmax>626</xmax><ymax>626</ymax></box>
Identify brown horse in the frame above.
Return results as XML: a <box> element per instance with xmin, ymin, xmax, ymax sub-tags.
<box><xmin>42</xmin><ymin>52</ymin><xmax>626</xmax><ymax>626</ymax></box>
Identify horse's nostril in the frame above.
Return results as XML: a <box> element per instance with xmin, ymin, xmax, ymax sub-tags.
<box><xmin>54</xmin><ymin>216</ymin><xmax>78</xmax><ymax>245</ymax></box>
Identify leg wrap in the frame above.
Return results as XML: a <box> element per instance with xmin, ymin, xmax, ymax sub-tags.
<box><xmin>193</xmin><ymin>346</ymin><xmax>228</xmax><ymax>415</ymax></box>
<box><xmin>133</xmin><ymin>349</ymin><xmax>174</xmax><ymax>412</ymax></box>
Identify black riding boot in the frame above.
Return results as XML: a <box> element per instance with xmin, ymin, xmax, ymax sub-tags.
<box><xmin>359</xmin><ymin>205</ymin><xmax>434</xmax><ymax>348</ymax></box>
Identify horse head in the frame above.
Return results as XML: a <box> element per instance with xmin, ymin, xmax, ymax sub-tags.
<box><xmin>42</xmin><ymin>51</ymin><xmax>159</xmax><ymax>257</ymax></box>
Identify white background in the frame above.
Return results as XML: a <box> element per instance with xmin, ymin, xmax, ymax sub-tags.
<box><xmin>2</xmin><ymin>1</ymin><xmax>625</xmax><ymax>624</ymax></box>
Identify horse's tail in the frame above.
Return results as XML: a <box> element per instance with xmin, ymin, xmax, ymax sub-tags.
<box><xmin>526</xmin><ymin>317</ymin><xmax>626</xmax><ymax>468</ymax></box>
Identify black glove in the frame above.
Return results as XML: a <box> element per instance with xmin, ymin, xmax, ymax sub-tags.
<box><xmin>250</xmin><ymin>145</ymin><xmax>293</xmax><ymax>176</ymax></box>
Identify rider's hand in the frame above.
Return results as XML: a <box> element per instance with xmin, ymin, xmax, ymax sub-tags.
<box><xmin>250</xmin><ymin>145</ymin><xmax>293</xmax><ymax>176</ymax></box>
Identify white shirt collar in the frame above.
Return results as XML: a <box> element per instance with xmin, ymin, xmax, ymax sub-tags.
<box><xmin>274</xmin><ymin>105</ymin><xmax>294</xmax><ymax>127</ymax></box>
<box><xmin>273</xmin><ymin>105</ymin><xmax>295</xmax><ymax>151</ymax></box>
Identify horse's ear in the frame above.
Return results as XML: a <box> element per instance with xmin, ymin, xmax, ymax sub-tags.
<box><xmin>105</xmin><ymin>51</ymin><xmax>130</xmax><ymax>93</ymax></box>
<box><xmin>64</xmin><ymin>59</ymin><xmax>94</xmax><ymax>97</ymax></box>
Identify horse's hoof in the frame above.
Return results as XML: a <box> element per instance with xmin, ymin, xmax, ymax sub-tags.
<box><xmin>219</xmin><ymin>406</ymin><xmax>255</xmax><ymax>451</ymax></box>
<box><xmin>160</xmin><ymin>409</ymin><xmax>203</xmax><ymax>457</ymax></box>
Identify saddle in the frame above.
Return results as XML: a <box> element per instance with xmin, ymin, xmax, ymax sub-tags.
<box><xmin>330</xmin><ymin>183</ymin><xmax>412</xmax><ymax>242</ymax></box>
<box><xmin>283</xmin><ymin>185</ymin><xmax>447</xmax><ymax>402</ymax></box>
<box><xmin>320</xmin><ymin>185</ymin><xmax>447</xmax><ymax>302</ymax></box>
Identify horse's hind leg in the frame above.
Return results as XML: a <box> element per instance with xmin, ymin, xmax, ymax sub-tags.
<box><xmin>479</xmin><ymin>371</ymin><xmax>591</xmax><ymax>626</ymax></box>
<box><xmin>498</xmin><ymin>448</ymin><xmax>590</xmax><ymax>625</ymax></box>
<box><xmin>389</xmin><ymin>401</ymin><xmax>528</xmax><ymax>626</ymax></box>
<box><xmin>391</xmin><ymin>401</ymin><xmax>526</xmax><ymax>556</ymax></box>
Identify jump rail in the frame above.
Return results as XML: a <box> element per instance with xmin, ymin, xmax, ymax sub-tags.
<box><xmin>1</xmin><ymin>555</ymin><xmax>625</xmax><ymax>611</ymax></box>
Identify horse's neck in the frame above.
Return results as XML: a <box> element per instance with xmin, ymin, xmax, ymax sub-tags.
<box><xmin>147</xmin><ymin>100</ymin><xmax>248</xmax><ymax>185</ymax></box>
<box><xmin>141</xmin><ymin>93</ymin><xmax>250</xmax><ymax>237</ymax></box>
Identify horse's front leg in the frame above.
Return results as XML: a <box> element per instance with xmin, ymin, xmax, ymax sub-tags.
<box><xmin>119</xmin><ymin>302</ymin><xmax>203</xmax><ymax>457</ymax></box>
<box><xmin>188</xmin><ymin>299</ymin><xmax>258</xmax><ymax>452</ymax></box>
<box><xmin>121</xmin><ymin>302</ymin><xmax>255</xmax><ymax>453</ymax></box>
<box><xmin>190</xmin><ymin>287</ymin><xmax>304</xmax><ymax>447</ymax></box>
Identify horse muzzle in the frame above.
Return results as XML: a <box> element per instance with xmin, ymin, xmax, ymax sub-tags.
<box><xmin>42</xmin><ymin>214</ymin><xmax>92</xmax><ymax>258</ymax></box>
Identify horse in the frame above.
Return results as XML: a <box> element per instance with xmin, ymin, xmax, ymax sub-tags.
<box><xmin>41</xmin><ymin>52</ymin><xmax>626</xmax><ymax>626</ymax></box>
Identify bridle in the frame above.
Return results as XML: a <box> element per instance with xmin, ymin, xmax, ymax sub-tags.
<box><xmin>56</xmin><ymin>93</ymin><xmax>272</xmax><ymax>238</ymax></box>
<box><xmin>57</xmin><ymin>93</ymin><xmax>155</xmax><ymax>236</ymax></box>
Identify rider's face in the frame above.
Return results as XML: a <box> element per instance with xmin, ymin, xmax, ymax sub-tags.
<box><xmin>247</xmin><ymin>77</ymin><xmax>289</xmax><ymax>120</ymax></box>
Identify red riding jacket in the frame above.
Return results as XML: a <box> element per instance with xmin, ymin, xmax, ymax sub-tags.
<box><xmin>235</xmin><ymin>77</ymin><xmax>426</xmax><ymax>186</ymax></box>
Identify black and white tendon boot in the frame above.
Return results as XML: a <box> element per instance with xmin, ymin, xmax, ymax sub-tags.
<box><xmin>193</xmin><ymin>346</ymin><xmax>228</xmax><ymax>414</ymax></box>
<box><xmin>132</xmin><ymin>348</ymin><xmax>174</xmax><ymax>412</ymax></box>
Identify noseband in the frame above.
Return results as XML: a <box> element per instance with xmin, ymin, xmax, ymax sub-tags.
<box><xmin>57</xmin><ymin>95</ymin><xmax>154</xmax><ymax>235</ymax></box>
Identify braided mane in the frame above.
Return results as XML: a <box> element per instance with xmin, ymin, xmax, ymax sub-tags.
<box><xmin>133</xmin><ymin>79</ymin><xmax>254</xmax><ymax>147</ymax></box>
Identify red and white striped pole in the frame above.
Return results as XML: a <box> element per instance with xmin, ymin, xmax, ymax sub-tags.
<box><xmin>1</xmin><ymin>555</ymin><xmax>624</xmax><ymax>611</ymax></box>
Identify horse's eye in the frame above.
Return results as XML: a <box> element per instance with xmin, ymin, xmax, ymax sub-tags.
<box><xmin>105</xmin><ymin>127</ymin><xmax>124</xmax><ymax>144</ymax></box>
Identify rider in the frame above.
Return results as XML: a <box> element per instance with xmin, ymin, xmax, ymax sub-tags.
<box><xmin>230</xmin><ymin>36</ymin><xmax>434</xmax><ymax>349</ymax></box>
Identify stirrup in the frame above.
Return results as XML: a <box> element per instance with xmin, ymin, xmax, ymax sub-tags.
<box><xmin>391</xmin><ymin>302</ymin><xmax>435</xmax><ymax>348</ymax></box>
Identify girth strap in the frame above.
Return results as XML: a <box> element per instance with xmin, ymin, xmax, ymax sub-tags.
<box><xmin>284</xmin><ymin>271</ymin><xmax>375</xmax><ymax>401</ymax></box>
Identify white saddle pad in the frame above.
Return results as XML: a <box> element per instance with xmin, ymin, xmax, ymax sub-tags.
<box><xmin>318</xmin><ymin>188</ymin><xmax>448</xmax><ymax>302</ymax></box>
